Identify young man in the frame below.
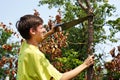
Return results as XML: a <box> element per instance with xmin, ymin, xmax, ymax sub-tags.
<box><xmin>16</xmin><ymin>14</ymin><xmax>94</xmax><ymax>80</ymax></box>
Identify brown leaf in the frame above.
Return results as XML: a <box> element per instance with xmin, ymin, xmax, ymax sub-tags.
<box><xmin>110</xmin><ymin>47</ymin><xmax>115</xmax><ymax>57</ymax></box>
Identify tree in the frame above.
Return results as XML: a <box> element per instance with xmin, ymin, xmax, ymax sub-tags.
<box><xmin>105</xmin><ymin>46</ymin><xmax>120</xmax><ymax>79</ymax></box>
<box><xmin>0</xmin><ymin>22</ymin><xmax>20</xmax><ymax>80</ymax></box>
<box><xmin>38</xmin><ymin>0</ymin><xmax>120</xmax><ymax>80</ymax></box>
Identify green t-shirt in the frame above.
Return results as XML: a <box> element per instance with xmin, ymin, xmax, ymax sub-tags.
<box><xmin>17</xmin><ymin>40</ymin><xmax>62</xmax><ymax>80</ymax></box>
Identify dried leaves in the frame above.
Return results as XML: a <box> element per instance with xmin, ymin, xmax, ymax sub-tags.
<box><xmin>105</xmin><ymin>46</ymin><xmax>120</xmax><ymax>73</ymax></box>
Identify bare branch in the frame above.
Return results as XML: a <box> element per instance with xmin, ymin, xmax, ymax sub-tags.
<box><xmin>85</xmin><ymin>0</ymin><xmax>91</xmax><ymax>8</ymax></box>
<box><xmin>67</xmin><ymin>41</ymin><xmax>86</xmax><ymax>45</ymax></box>
<box><xmin>77</xmin><ymin>0</ymin><xmax>88</xmax><ymax>12</ymax></box>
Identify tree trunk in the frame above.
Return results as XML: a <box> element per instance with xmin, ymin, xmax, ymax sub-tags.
<box><xmin>87</xmin><ymin>16</ymin><xmax>94</xmax><ymax>80</ymax></box>
<box><xmin>77</xmin><ymin>0</ymin><xmax>94</xmax><ymax>79</ymax></box>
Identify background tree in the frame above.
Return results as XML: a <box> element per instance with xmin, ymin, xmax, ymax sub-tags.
<box><xmin>105</xmin><ymin>46</ymin><xmax>120</xmax><ymax>79</ymax></box>
<box><xmin>0</xmin><ymin>22</ymin><xmax>20</xmax><ymax>80</ymax></box>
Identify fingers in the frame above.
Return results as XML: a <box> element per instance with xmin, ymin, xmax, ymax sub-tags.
<box><xmin>89</xmin><ymin>55</ymin><xmax>94</xmax><ymax>61</ymax></box>
<box><xmin>84</xmin><ymin>54</ymin><xmax>94</xmax><ymax>67</ymax></box>
<box><xmin>89</xmin><ymin>55</ymin><xmax>94</xmax><ymax>65</ymax></box>
<box><xmin>89</xmin><ymin>54</ymin><xmax>94</xmax><ymax>58</ymax></box>
<box><xmin>88</xmin><ymin>55</ymin><xmax>94</xmax><ymax>61</ymax></box>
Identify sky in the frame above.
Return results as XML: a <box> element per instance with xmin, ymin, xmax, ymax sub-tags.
<box><xmin>0</xmin><ymin>0</ymin><xmax>58</xmax><ymax>26</ymax></box>
<box><xmin>0</xmin><ymin>0</ymin><xmax>120</xmax><ymax>61</ymax></box>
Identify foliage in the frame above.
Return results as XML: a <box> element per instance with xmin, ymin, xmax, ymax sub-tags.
<box><xmin>66</xmin><ymin>27</ymin><xmax>88</xmax><ymax>61</ymax></box>
<box><xmin>105</xmin><ymin>46</ymin><xmax>120</xmax><ymax>79</ymax></box>
<box><xmin>39</xmin><ymin>0</ymin><xmax>118</xmax><ymax>43</ymax></box>
<box><xmin>107</xmin><ymin>18</ymin><xmax>120</xmax><ymax>41</ymax></box>
<box><xmin>0</xmin><ymin>22</ymin><xmax>20</xmax><ymax>80</ymax></box>
<box><xmin>94</xmin><ymin>46</ymin><xmax>120</xmax><ymax>80</ymax></box>
<box><xmin>59</xmin><ymin>49</ymin><xmax>86</xmax><ymax>80</ymax></box>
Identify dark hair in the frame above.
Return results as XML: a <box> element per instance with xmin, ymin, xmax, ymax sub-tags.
<box><xmin>16</xmin><ymin>14</ymin><xmax>43</xmax><ymax>40</ymax></box>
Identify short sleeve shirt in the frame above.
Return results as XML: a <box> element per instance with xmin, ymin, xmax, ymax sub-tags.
<box><xmin>17</xmin><ymin>41</ymin><xmax>62</xmax><ymax>80</ymax></box>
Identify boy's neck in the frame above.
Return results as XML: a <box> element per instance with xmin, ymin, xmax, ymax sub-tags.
<box><xmin>27</xmin><ymin>39</ymin><xmax>38</xmax><ymax>47</ymax></box>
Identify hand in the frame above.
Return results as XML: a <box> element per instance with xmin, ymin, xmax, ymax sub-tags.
<box><xmin>83</xmin><ymin>55</ymin><xmax>94</xmax><ymax>68</ymax></box>
<box><xmin>50</xmin><ymin>24</ymin><xmax>62</xmax><ymax>33</ymax></box>
<box><xmin>43</xmin><ymin>24</ymin><xmax>61</xmax><ymax>40</ymax></box>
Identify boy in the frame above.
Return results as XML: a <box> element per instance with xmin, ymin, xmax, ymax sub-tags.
<box><xmin>16</xmin><ymin>14</ymin><xmax>94</xmax><ymax>80</ymax></box>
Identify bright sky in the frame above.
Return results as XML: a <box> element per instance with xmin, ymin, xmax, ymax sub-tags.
<box><xmin>0</xmin><ymin>0</ymin><xmax>58</xmax><ymax>26</ymax></box>
<box><xmin>0</xmin><ymin>0</ymin><xmax>120</xmax><ymax>60</ymax></box>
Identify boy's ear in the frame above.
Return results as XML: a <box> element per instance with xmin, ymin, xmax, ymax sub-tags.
<box><xmin>29</xmin><ymin>28</ymin><xmax>35</xmax><ymax>35</ymax></box>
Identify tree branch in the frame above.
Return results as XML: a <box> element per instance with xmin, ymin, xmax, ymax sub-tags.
<box><xmin>85</xmin><ymin>0</ymin><xmax>91</xmax><ymax>8</ymax></box>
<box><xmin>77</xmin><ymin>0</ymin><xmax>88</xmax><ymax>12</ymax></box>
<box><xmin>67</xmin><ymin>41</ymin><xmax>86</xmax><ymax>45</ymax></box>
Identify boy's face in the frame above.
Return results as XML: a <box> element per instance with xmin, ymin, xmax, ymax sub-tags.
<box><xmin>31</xmin><ymin>24</ymin><xmax>46</xmax><ymax>42</ymax></box>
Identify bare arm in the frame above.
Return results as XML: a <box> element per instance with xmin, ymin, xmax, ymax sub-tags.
<box><xmin>43</xmin><ymin>29</ymin><xmax>54</xmax><ymax>39</ymax></box>
<box><xmin>60</xmin><ymin>55</ymin><xmax>94</xmax><ymax>80</ymax></box>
